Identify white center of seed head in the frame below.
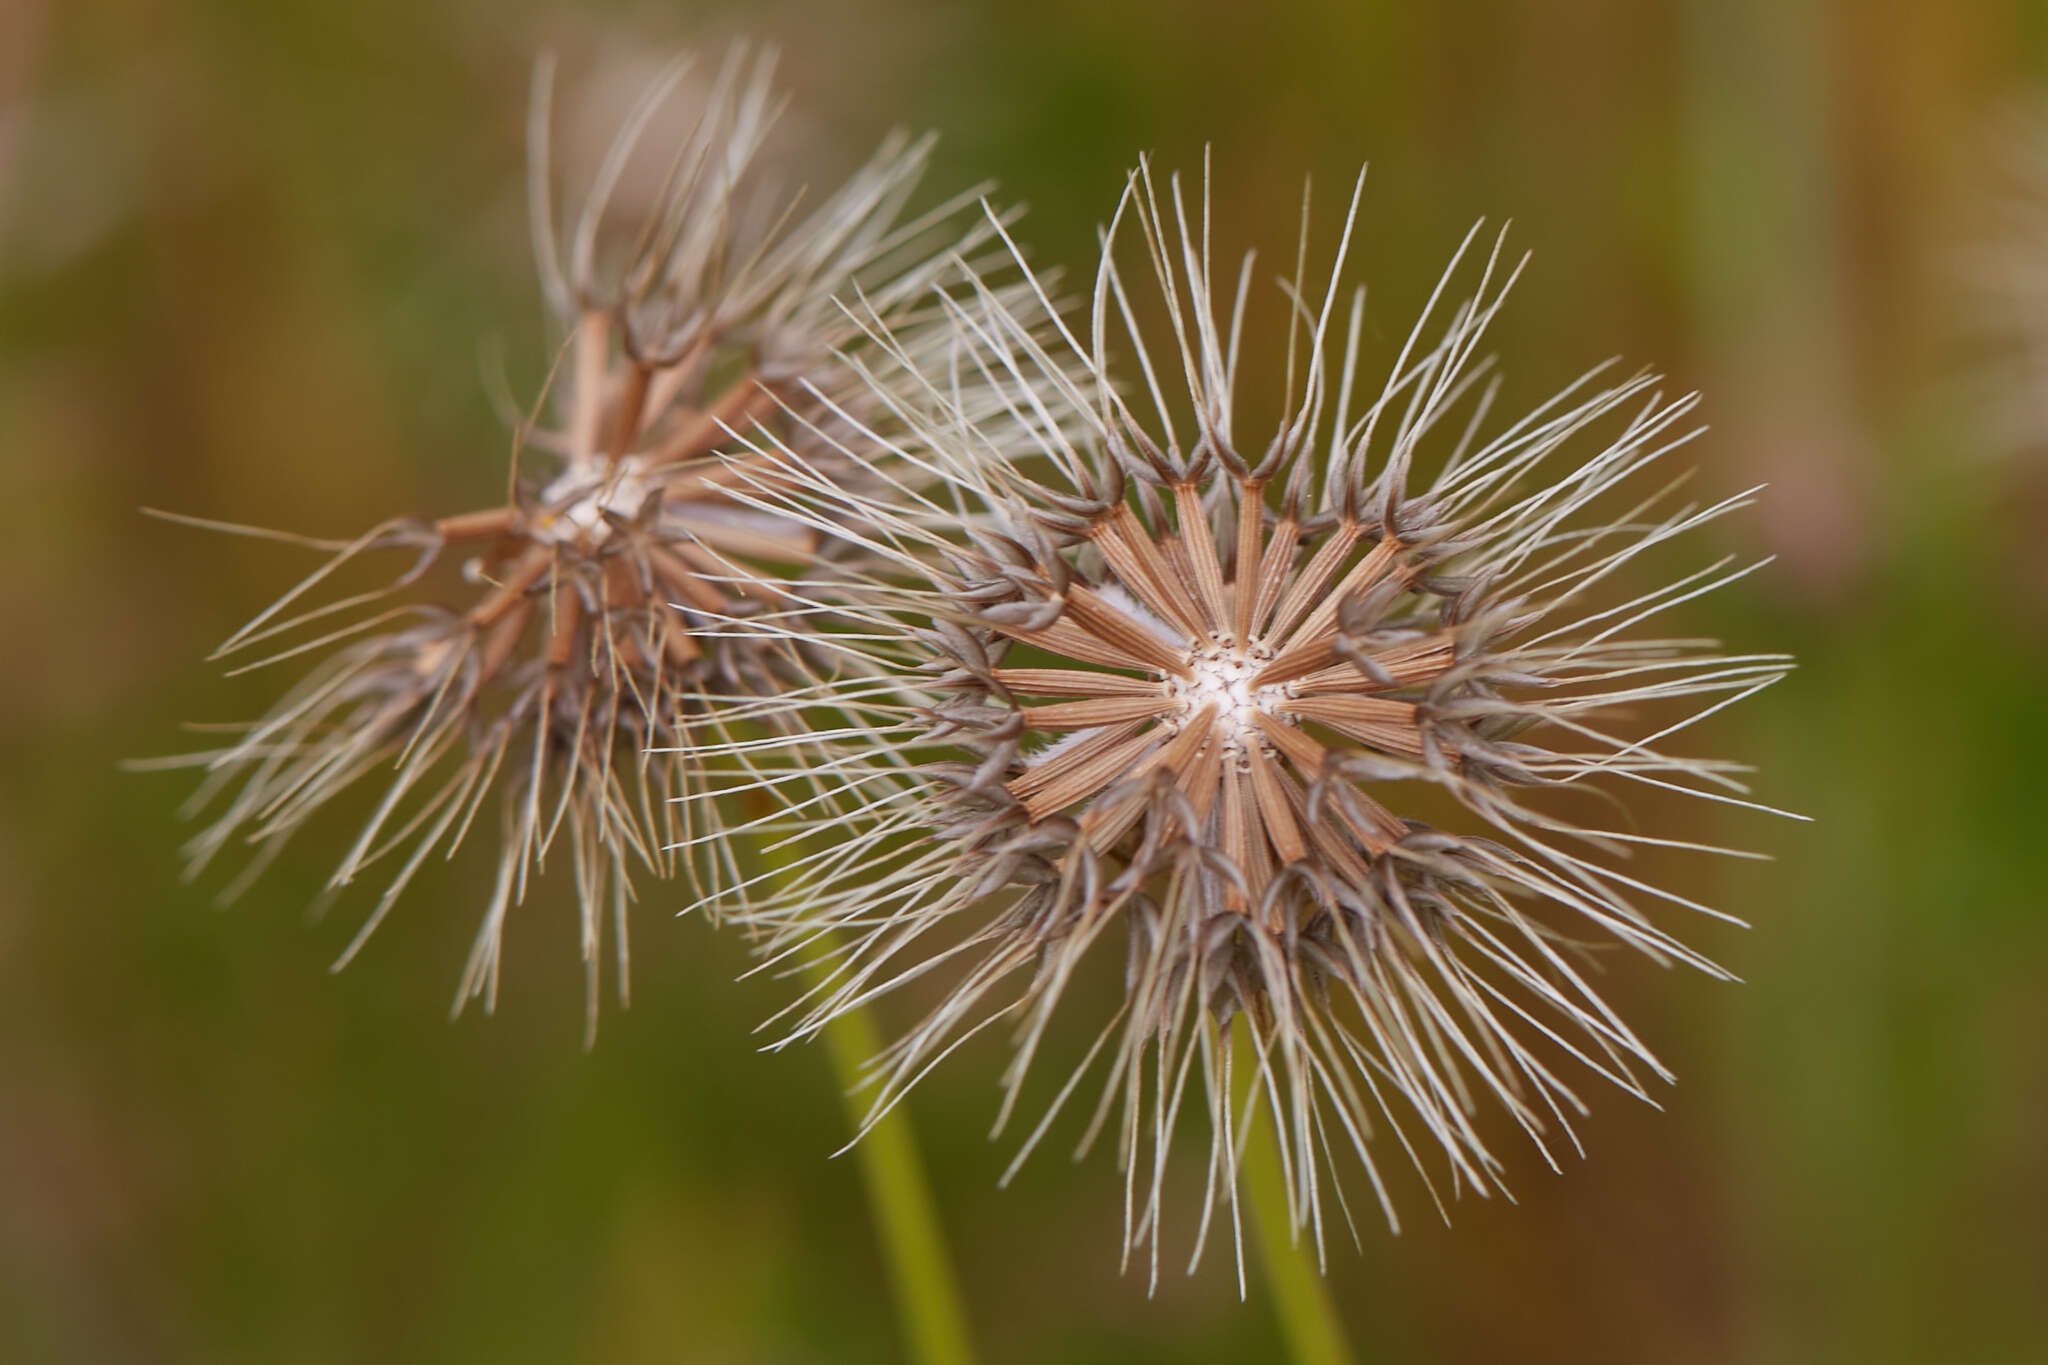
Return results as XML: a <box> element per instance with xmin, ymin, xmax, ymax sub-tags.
<box><xmin>1171</xmin><ymin>645</ymin><xmax>1284</xmax><ymax>758</ymax></box>
<box><xmin>535</xmin><ymin>456</ymin><xmax>656</xmax><ymax>545</ymax></box>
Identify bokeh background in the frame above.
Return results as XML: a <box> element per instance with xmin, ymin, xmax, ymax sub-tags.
<box><xmin>5</xmin><ymin>1</ymin><xmax>2047</xmax><ymax>1361</ymax></box>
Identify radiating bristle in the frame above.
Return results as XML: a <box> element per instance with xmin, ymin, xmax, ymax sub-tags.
<box><xmin>691</xmin><ymin>160</ymin><xmax>1795</xmax><ymax>1278</ymax></box>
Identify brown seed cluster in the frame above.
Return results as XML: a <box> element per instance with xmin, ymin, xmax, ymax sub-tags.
<box><xmin>960</xmin><ymin>475</ymin><xmax>1460</xmax><ymax>913</ymax></box>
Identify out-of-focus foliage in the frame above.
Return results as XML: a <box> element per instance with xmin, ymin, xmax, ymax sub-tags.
<box><xmin>2</xmin><ymin>1</ymin><xmax>2043</xmax><ymax>1362</ymax></box>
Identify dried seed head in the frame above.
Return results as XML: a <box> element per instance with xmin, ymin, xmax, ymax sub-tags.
<box><xmin>703</xmin><ymin>163</ymin><xmax>1795</xmax><ymax>1278</ymax></box>
<box><xmin>141</xmin><ymin>46</ymin><xmax>1053</xmax><ymax>1041</ymax></box>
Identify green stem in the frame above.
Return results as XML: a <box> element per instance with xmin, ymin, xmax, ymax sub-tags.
<box><xmin>1234</xmin><ymin>1017</ymin><xmax>1358</xmax><ymax>1365</ymax></box>
<box><xmin>750</xmin><ymin>819</ymin><xmax>975</xmax><ymax>1364</ymax></box>
<box><xmin>818</xmin><ymin>986</ymin><xmax>977</xmax><ymax>1365</ymax></box>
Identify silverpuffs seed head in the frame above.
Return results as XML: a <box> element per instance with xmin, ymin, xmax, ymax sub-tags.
<box><xmin>697</xmin><ymin>159</ymin><xmax>1795</xmax><ymax>1279</ymax></box>
<box><xmin>143</xmin><ymin>45</ymin><xmax>1057</xmax><ymax>1041</ymax></box>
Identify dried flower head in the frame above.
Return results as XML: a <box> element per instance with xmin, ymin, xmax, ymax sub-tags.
<box><xmin>702</xmin><ymin>163</ymin><xmax>1793</xmax><ymax>1277</ymax></box>
<box><xmin>141</xmin><ymin>46</ymin><xmax>1047</xmax><ymax>1039</ymax></box>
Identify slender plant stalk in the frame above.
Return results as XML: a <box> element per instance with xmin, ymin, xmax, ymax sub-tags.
<box><xmin>750</xmin><ymin>819</ymin><xmax>975</xmax><ymax>1363</ymax></box>
<box><xmin>751</xmin><ymin>817</ymin><xmax>975</xmax><ymax>1363</ymax></box>
<box><xmin>815</xmin><ymin>967</ymin><xmax>977</xmax><ymax>1365</ymax></box>
<box><xmin>1235</xmin><ymin>1017</ymin><xmax>1358</xmax><ymax>1365</ymax></box>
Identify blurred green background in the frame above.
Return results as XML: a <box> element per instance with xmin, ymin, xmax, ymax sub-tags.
<box><xmin>5</xmin><ymin>1</ymin><xmax>2047</xmax><ymax>1361</ymax></box>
